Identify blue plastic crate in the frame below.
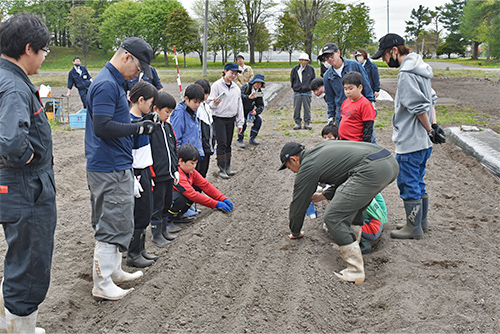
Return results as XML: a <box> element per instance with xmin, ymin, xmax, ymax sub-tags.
<box><xmin>69</xmin><ymin>109</ymin><xmax>86</xmax><ymax>129</ymax></box>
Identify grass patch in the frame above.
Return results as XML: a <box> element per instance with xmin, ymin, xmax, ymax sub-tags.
<box><xmin>435</xmin><ymin>105</ymin><xmax>488</xmax><ymax>126</ymax></box>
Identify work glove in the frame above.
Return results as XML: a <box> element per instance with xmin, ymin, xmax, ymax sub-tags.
<box><xmin>134</xmin><ymin>176</ymin><xmax>143</xmax><ymax>198</ymax></box>
<box><xmin>429</xmin><ymin>123</ymin><xmax>446</xmax><ymax>144</ymax></box>
<box><xmin>132</xmin><ymin>112</ymin><xmax>160</xmax><ymax>123</ymax></box>
<box><xmin>137</xmin><ymin>120</ymin><xmax>160</xmax><ymax>135</ymax></box>
<box><xmin>222</xmin><ymin>198</ymin><xmax>233</xmax><ymax>211</ymax></box>
<box><xmin>215</xmin><ymin>201</ymin><xmax>231</xmax><ymax>213</ymax></box>
<box><xmin>173</xmin><ymin>171</ymin><xmax>180</xmax><ymax>185</ymax></box>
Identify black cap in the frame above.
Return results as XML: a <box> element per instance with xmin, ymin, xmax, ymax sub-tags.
<box><xmin>317</xmin><ymin>43</ymin><xmax>339</xmax><ymax>61</ymax></box>
<box><xmin>236</xmin><ymin>54</ymin><xmax>244</xmax><ymax>60</ymax></box>
<box><xmin>121</xmin><ymin>37</ymin><xmax>154</xmax><ymax>78</ymax></box>
<box><xmin>224</xmin><ymin>62</ymin><xmax>241</xmax><ymax>73</ymax></box>
<box><xmin>278</xmin><ymin>142</ymin><xmax>305</xmax><ymax>171</ymax></box>
<box><xmin>372</xmin><ymin>33</ymin><xmax>405</xmax><ymax>59</ymax></box>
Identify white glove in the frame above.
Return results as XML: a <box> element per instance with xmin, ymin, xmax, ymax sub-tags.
<box><xmin>174</xmin><ymin>171</ymin><xmax>180</xmax><ymax>185</ymax></box>
<box><xmin>134</xmin><ymin>176</ymin><xmax>143</xmax><ymax>198</ymax></box>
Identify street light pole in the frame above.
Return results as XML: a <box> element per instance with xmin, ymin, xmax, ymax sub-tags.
<box><xmin>203</xmin><ymin>0</ymin><xmax>208</xmax><ymax>77</ymax></box>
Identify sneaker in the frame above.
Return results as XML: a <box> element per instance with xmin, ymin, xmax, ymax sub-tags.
<box><xmin>173</xmin><ymin>214</ymin><xmax>196</xmax><ymax>223</ymax></box>
<box><xmin>236</xmin><ymin>139</ymin><xmax>246</xmax><ymax>149</ymax></box>
<box><xmin>304</xmin><ymin>123</ymin><xmax>312</xmax><ymax>130</ymax></box>
<box><xmin>293</xmin><ymin>124</ymin><xmax>301</xmax><ymax>130</ymax></box>
<box><xmin>249</xmin><ymin>137</ymin><xmax>260</xmax><ymax>145</ymax></box>
<box><xmin>184</xmin><ymin>206</ymin><xmax>199</xmax><ymax>217</ymax></box>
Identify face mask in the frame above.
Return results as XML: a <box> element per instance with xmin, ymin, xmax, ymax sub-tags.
<box><xmin>322</xmin><ymin>61</ymin><xmax>331</xmax><ymax>69</ymax></box>
<box><xmin>318</xmin><ymin>92</ymin><xmax>325</xmax><ymax>99</ymax></box>
<box><xmin>387</xmin><ymin>51</ymin><xmax>400</xmax><ymax>68</ymax></box>
<box><xmin>75</xmin><ymin>65</ymin><xmax>80</xmax><ymax>68</ymax></box>
<box><xmin>356</xmin><ymin>56</ymin><xmax>364</xmax><ymax>63</ymax></box>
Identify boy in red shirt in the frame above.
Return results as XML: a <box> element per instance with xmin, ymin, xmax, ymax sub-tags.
<box><xmin>338</xmin><ymin>71</ymin><xmax>376</xmax><ymax>142</ymax></box>
<box><xmin>166</xmin><ymin>144</ymin><xmax>233</xmax><ymax>224</ymax></box>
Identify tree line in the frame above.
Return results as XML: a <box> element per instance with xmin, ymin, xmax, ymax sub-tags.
<box><xmin>0</xmin><ymin>0</ymin><xmax>497</xmax><ymax>67</ymax></box>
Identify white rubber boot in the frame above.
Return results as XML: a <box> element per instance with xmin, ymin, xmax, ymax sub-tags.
<box><xmin>334</xmin><ymin>241</ymin><xmax>365</xmax><ymax>284</ymax></box>
<box><xmin>0</xmin><ymin>279</ymin><xmax>6</xmax><ymax>333</ymax></box>
<box><xmin>5</xmin><ymin>308</ymin><xmax>45</xmax><ymax>334</ymax></box>
<box><xmin>93</xmin><ymin>241</ymin><xmax>134</xmax><ymax>301</ymax></box>
<box><xmin>111</xmin><ymin>247</ymin><xmax>143</xmax><ymax>285</ymax></box>
<box><xmin>330</xmin><ymin>225</ymin><xmax>362</xmax><ymax>251</ymax></box>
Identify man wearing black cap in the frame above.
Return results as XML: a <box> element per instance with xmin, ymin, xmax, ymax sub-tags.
<box><xmin>318</xmin><ymin>43</ymin><xmax>375</xmax><ymax>125</ymax></box>
<box><xmin>372</xmin><ymin>33</ymin><xmax>445</xmax><ymax>240</ymax></box>
<box><xmin>85</xmin><ymin>37</ymin><xmax>161</xmax><ymax>301</ymax></box>
<box><xmin>278</xmin><ymin>140</ymin><xmax>398</xmax><ymax>283</ymax></box>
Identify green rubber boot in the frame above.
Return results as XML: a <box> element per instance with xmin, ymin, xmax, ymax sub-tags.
<box><xmin>391</xmin><ymin>200</ymin><xmax>423</xmax><ymax>240</ymax></box>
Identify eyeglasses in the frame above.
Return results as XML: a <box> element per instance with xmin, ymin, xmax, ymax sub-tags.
<box><xmin>324</xmin><ymin>54</ymin><xmax>335</xmax><ymax>60</ymax></box>
<box><xmin>130</xmin><ymin>54</ymin><xmax>143</xmax><ymax>75</ymax></box>
<box><xmin>41</xmin><ymin>47</ymin><xmax>50</xmax><ymax>56</ymax></box>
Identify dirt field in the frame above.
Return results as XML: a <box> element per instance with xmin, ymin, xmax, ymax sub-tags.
<box><xmin>3</xmin><ymin>76</ymin><xmax>499</xmax><ymax>333</ymax></box>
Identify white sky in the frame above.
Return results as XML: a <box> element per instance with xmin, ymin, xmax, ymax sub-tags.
<box><xmin>179</xmin><ymin>0</ymin><xmax>450</xmax><ymax>41</ymax></box>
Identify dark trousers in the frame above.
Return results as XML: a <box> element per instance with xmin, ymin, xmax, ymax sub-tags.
<box><xmin>133</xmin><ymin>168</ymin><xmax>153</xmax><ymax>229</ymax></box>
<box><xmin>238</xmin><ymin>114</ymin><xmax>262</xmax><ymax>140</ymax></box>
<box><xmin>0</xmin><ymin>167</ymin><xmax>57</xmax><ymax>316</ymax></box>
<box><xmin>151</xmin><ymin>178</ymin><xmax>174</xmax><ymax>223</ymax></box>
<box><xmin>196</xmin><ymin>153</ymin><xmax>211</xmax><ymax>178</ymax></box>
<box><xmin>213</xmin><ymin>116</ymin><xmax>235</xmax><ymax>160</ymax></box>
<box><xmin>168</xmin><ymin>191</ymin><xmax>194</xmax><ymax>219</ymax></box>
<box><xmin>78</xmin><ymin>89</ymin><xmax>88</xmax><ymax>109</ymax></box>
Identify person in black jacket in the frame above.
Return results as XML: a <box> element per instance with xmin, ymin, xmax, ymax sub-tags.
<box><xmin>0</xmin><ymin>13</ymin><xmax>55</xmax><ymax>332</ymax></box>
<box><xmin>290</xmin><ymin>53</ymin><xmax>315</xmax><ymax>130</ymax></box>
<box><xmin>66</xmin><ymin>56</ymin><xmax>92</xmax><ymax>109</ymax></box>
<box><xmin>237</xmin><ymin>73</ymin><xmax>265</xmax><ymax>147</ymax></box>
<box><xmin>194</xmin><ymin>79</ymin><xmax>214</xmax><ymax>178</ymax></box>
<box><xmin>150</xmin><ymin>92</ymin><xmax>180</xmax><ymax>246</ymax></box>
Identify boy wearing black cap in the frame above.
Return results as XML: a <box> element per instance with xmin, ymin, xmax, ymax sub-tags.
<box><xmin>234</xmin><ymin>54</ymin><xmax>254</xmax><ymax>87</ymax></box>
<box><xmin>372</xmin><ymin>33</ymin><xmax>446</xmax><ymax>240</ymax></box>
<box><xmin>278</xmin><ymin>140</ymin><xmax>398</xmax><ymax>283</ymax></box>
<box><xmin>238</xmin><ymin>73</ymin><xmax>266</xmax><ymax>147</ymax></box>
<box><xmin>318</xmin><ymin>42</ymin><xmax>375</xmax><ymax>125</ymax></box>
<box><xmin>86</xmin><ymin>37</ymin><xmax>160</xmax><ymax>301</ymax></box>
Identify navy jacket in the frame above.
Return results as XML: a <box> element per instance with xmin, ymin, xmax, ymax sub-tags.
<box><xmin>323</xmin><ymin>58</ymin><xmax>375</xmax><ymax>124</ymax></box>
<box><xmin>126</xmin><ymin>66</ymin><xmax>163</xmax><ymax>91</ymax></box>
<box><xmin>67</xmin><ymin>66</ymin><xmax>92</xmax><ymax>91</ymax></box>
<box><xmin>0</xmin><ymin>58</ymin><xmax>53</xmax><ymax>170</ymax></box>
<box><xmin>290</xmin><ymin>64</ymin><xmax>316</xmax><ymax>93</ymax></box>
<box><xmin>363</xmin><ymin>58</ymin><xmax>380</xmax><ymax>93</ymax></box>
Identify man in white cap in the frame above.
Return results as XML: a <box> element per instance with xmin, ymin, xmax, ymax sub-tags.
<box><xmin>290</xmin><ymin>53</ymin><xmax>316</xmax><ymax>130</ymax></box>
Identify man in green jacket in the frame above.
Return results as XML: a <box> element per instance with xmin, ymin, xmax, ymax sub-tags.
<box><xmin>278</xmin><ymin>140</ymin><xmax>398</xmax><ymax>283</ymax></box>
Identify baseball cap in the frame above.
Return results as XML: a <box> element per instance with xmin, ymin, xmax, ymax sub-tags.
<box><xmin>224</xmin><ymin>62</ymin><xmax>241</xmax><ymax>73</ymax></box>
<box><xmin>278</xmin><ymin>142</ymin><xmax>305</xmax><ymax>171</ymax></box>
<box><xmin>121</xmin><ymin>37</ymin><xmax>154</xmax><ymax>78</ymax></box>
<box><xmin>372</xmin><ymin>33</ymin><xmax>405</xmax><ymax>59</ymax></box>
<box><xmin>298</xmin><ymin>53</ymin><xmax>310</xmax><ymax>61</ymax></box>
<box><xmin>236</xmin><ymin>54</ymin><xmax>244</xmax><ymax>60</ymax></box>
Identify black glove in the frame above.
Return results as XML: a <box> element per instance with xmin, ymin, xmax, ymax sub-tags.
<box><xmin>428</xmin><ymin>123</ymin><xmax>446</xmax><ymax>144</ymax></box>
<box><xmin>137</xmin><ymin>120</ymin><xmax>160</xmax><ymax>135</ymax></box>
<box><xmin>131</xmin><ymin>112</ymin><xmax>160</xmax><ymax>123</ymax></box>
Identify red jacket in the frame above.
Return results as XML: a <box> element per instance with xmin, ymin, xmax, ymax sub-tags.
<box><xmin>173</xmin><ymin>167</ymin><xmax>226</xmax><ymax>208</ymax></box>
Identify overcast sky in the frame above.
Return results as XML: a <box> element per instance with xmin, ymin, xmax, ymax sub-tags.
<box><xmin>179</xmin><ymin>0</ymin><xmax>450</xmax><ymax>41</ymax></box>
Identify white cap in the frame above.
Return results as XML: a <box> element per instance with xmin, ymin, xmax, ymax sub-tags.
<box><xmin>298</xmin><ymin>53</ymin><xmax>310</xmax><ymax>61</ymax></box>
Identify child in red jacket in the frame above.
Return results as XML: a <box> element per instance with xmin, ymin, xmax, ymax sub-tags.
<box><xmin>167</xmin><ymin>144</ymin><xmax>233</xmax><ymax>224</ymax></box>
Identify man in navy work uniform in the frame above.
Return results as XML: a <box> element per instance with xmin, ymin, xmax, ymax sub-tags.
<box><xmin>85</xmin><ymin>37</ymin><xmax>161</xmax><ymax>301</ymax></box>
<box><xmin>319</xmin><ymin>43</ymin><xmax>375</xmax><ymax>125</ymax></box>
<box><xmin>125</xmin><ymin>65</ymin><xmax>163</xmax><ymax>92</ymax></box>
<box><xmin>0</xmin><ymin>13</ymin><xmax>56</xmax><ymax>333</ymax></box>
<box><xmin>66</xmin><ymin>56</ymin><xmax>92</xmax><ymax>109</ymax></box>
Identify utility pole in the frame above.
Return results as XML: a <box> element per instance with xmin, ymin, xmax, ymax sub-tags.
<box><xmin>387</xmin><ymin>0</ymin><xmax>390</xmax><ymax>33</ymax></box>
<box><xmin>203</xmin><ymin>0</ymin><xmax>208</xmax><ymax>77</ymax></box>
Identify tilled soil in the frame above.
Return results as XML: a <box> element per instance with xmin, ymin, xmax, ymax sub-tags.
<box><xmin>1</xmin><ymin>77</ymin><xmax>499</xmax><ymax>333</ymax></box>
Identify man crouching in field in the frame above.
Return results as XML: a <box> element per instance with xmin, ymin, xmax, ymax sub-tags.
<box><xmin>278</xmin><ymin>141</ymin><xmax>398</xmax><ymax>283</ymax></box>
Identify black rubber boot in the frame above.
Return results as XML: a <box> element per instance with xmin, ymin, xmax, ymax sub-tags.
<box><xmin>151</xmin><ymin>221</ymin><xmax>171</xmax><ymax>248</ymax></box>
<box><xmin>127</xmin><ymin>229</ymin><xmax>155</xmax><ymax>268</ymax></box>
<box><xmin>421</xmin><ymin>194</ymin><xmax>429</xmax><ymax>233</ymax></box>
<box><xmin>226</xmin><ymin>155</ymin><xmax>236</xmax><ymax>176</ymax></box>
<box><xmin>140</xmin><ymin>229</ymin><xmax>159</xmax><ymax>261</ymax></box>
<box><xmin>217</xmin><ymin>158</ymin><xmax>229</xmax><ymax>179</ymax></box>
<box><xmin>249</xmin><ymin>136</ymin><xmax>260</xmax><ymax>145</ymax></box>
<box><xmin>161</xmin><ymin>219</ymin><xmax>178</xmax><ymax>241</ymax></box>
<box><xmin>390</xmin><ymin>200</ymin><xmax>424</xmax><ymax>240</ymax></box>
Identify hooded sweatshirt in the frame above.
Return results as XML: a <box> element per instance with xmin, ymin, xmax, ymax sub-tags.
<box><xmin>393</xmin><ymin>53</ymin><xmax>437</xmax><ymax>154</ymax></box>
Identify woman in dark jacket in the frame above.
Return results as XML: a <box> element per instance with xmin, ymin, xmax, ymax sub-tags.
<box><xmin>355</xmin><ymin>49</ymin><xmax>380</xmax><ymax>99</ymax></box>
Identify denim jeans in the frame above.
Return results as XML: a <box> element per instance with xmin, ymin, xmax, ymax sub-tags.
<box><xmin>396</xmin><ymin>147</ymin><xmax>432</xmax><ymax>201</ymax></box>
